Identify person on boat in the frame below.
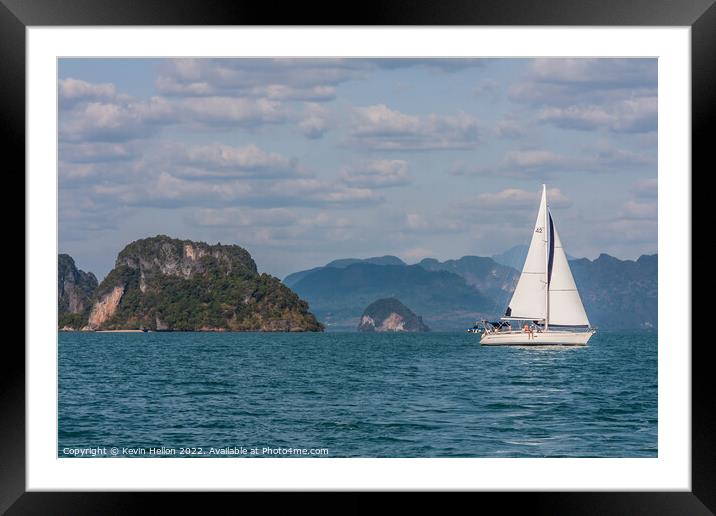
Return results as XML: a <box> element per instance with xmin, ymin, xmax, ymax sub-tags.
<box><xmin>522</xmin><ymin>323</ymin><xmax>534</xmax><ymax>340</ymax></box>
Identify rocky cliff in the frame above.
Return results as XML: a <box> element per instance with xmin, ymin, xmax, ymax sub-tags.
<box><xmin>70</xmin><ymin>235</ymin><xmax>323</xmax><ymax>332</ymax></box>
<box><xmin>116</xmin><ymin>236</ymin><xmax>257</xmax><ymax>290</ymax></box>
<box><xmin>357</xmin><ymin>298</ymin><xmax>430</xmax><ymax>332</ymax></box>
<box><xmin>58</xmin><ymin>254</ymin><xmax>98</xmax><ymax>330</ymax></box>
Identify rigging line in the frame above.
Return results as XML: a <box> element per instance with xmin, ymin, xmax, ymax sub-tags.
<box><xmin>547</xmin><ymin>213</ymin><xmax>555</xmax><ymax>287</ymax></box>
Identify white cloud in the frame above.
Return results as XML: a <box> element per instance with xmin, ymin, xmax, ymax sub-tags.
<box><xmin>528</xmin><ymin>58</ymin><xmax>656</xmax><ymax>89</ymax></box>
<box><xmin>632</xmin><ymin>178</ymin><xmax>658</xmax><ymax>199</ymax></box>
<box><xmin>347</xmin><ymin>104</ymin><xmax>479</xmax><ymax>151</ymax></box>
<box><xmin>59</xmin><ymin>78</ymin><xmax>116</xmax><ymax>108</ymax></box>
<box><xmin>585</xmin><ymin>217</ymin><xmax>657</xmax><ymax>250</ymax></box>
<box><xmin>449</xmin><ymin>144</ymin><xmax>654</xmax><ymax>179</ymax></box>
<box><xmin>298</xmin><ymin>212</ymin><xmax>353</xmax><ymax>229</ymax></box>
<box><xmin>59</xmin><ymin>141</ymin><xmax>303</xmax><ymax>189</ymax></box>
<box><xmin>187</xmin><ymin>207</ymin><xmax>353</xmax><ymax>230</ymax></box>
<box><xmin>59</xmin><ymin>162</ymin><xmax>98</xmax><ymax>181</ymax></box>
<box><xmin>405</xmin><ymin>213</ymin><xmax>429</xmax><ymax>231</ymax></box>
<box><xmin>450</xmin><ymin>150</ymin><xmax>581</xmax><ymax>178</ymax></box>
<box><xmin>60</xmin><ymin>142</ymin><xmax>137</xmax><ymax>163</ymax></box>
<box><xmin>340</xmin><ymin>160</ymin><xmax>410</xmax><ymax>188</ymax></box>
<box><xmin>509</xmin><ymin>59</ymin><xmax>657</xmax><ymax>105</ymax></box>
<box><xmin>262</xmin><ymin>84</ymin><xmax>337</xmax><ymax>102</ymax></box>
<box><xmin>352</xmin><ymin>104</ymin><xmax>421</xmax><ymax>134</ymax></box>
<box><xmin>87</xmin><ymin>166</ymin><xmax>384</xmax><ymax>210</ymax></box>
<box><xmin>538</xmin><ymin>96</ymin><xmax>657</xmax><ymax>133</ymax></box>
<box><xmin>184</xmin><ymin>208</ymin><xmax>357</xmax><ymax>251</ymax></box>
<box><xmin>155</xmin><ymin>58</ymin><xmax>358</xmax><ymax>100</ymax></box>
<box><xmin>502</xmin><ymin>150</ymin><xmax>568</xmax><ymax>169</ymax></box>
<box><xmin>620</xmin><ymin>200</ymin><xmax>657</xmax><ymax>220</ymax></box>
<box><xmin>177</xmin><ymin>96</ymin><xmax>288</xmax><ymax>127</ymax></box>
<box><xmin>155</xmin><ymin>75</ymin><xmax>213</xmax><ymax>96</ymax></box>
<box><xmin>398</xmin><ymin>212</ymin><xmax>466</xmax><ymax>234</ymax></box>
<box><xmin>188</xmin><ymin>207</ymin><xmax>296</xmax><ymax>227</ymax></box>
<box><xmin>60</xmin><ymin>101</ymin><xmax>151</xmax><ymax>142</ymax></box>
<box><xmin>494</xmin><ymin>118</ymin><xmax>525</xmax><ymax>139</ymax></box>
<box><xmin>311</xmin><ymin>186</ymin><xmax>384</xmax><ymax>205</ymax></box>
<box><xmin>476</xmin><ymin>187</ymin><xmax>571</xmax><ymax>210</ymax></box>
<box><xmin>509</xmin><ymin>59</ymin><xmax>657</xmax><ymax>134</ymax></box>
<box><xmin>299</xmin><ymin>103</ymin><xmax>330</xmax><ymax>139</ymax></box>
<box><xmin>92</xmin><ymin>172</ymin><xmax>253</xmax><ymax>206</ymax></box>
<box><xmin>59</xmin><ymin>88</ymin><xmax>289</xmax><ymax>143</ymax></box>
<box><xmin>155</xmin><ymin>58</ymin><xmax>485</xmax><ymax>102</ymax></box>
<box><xmin>590</xmin><ymin>144</ymin><xmax>655</xmax><ymax>169</ymax></box>
<box><xmin>59</xmin><ymin>191</ymin><xmax>124</xmax><ymax>234</ymax></box>
<box><xmin>473</xmin><ymin>79</ymin><xmax>501</xmax><ymax>100</ymax></box>
<box><xmin>168</xmin><ymin>143</ymin><xmax>300</xmax><ymax>179</ymax></box>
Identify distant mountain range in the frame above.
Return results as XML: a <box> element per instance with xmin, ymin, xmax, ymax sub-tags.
<box><xmin>491</xmin><ymin>245</ymin><xmax>530</xmax><ymax>271</ymax></box>
<box><xmin>569</xmin><ymin>254</ymin><xmax>657</xmax><ymax>330</ymax></box>
<box><xmin>286</xmin><ymin>251</ymin><xmax>657</xmax><ymax>331</ymax></box>
<box><xmin>418</xmin><ymin>256</ymin><xmax>518</xmax><ymax>309</ymax></box>
<box><xmin>491</xmin><ymin>245</ymin><xmax>578</xmax><ymax>270</ymax></box>
<box><xmin>289</xmin><ymin>263</ymin><xmax>497</xmax><ymax>331</ymax></box>
<box><xmin>283</xmin><ymin>255</ymin><xmax>406</xmax><ymax>288</ymax></box>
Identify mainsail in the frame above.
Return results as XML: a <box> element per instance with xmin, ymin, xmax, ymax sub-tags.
<box><xmin>504</xmin><ymin>185</ymin><xmax>590</xmax><ymax>328</ymax></box>
<box><xmin>505</xmin><ymin>187</ymin><xmax>548</xmax><ymax>321</ymax></box>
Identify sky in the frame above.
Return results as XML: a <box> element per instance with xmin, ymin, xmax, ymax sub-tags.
<box><xmin>58</xmin><ymin>58</ymin><xmax>658</xmax><ymax>281</ymax></box>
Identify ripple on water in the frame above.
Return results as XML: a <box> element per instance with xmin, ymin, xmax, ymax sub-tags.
<box><xmin>58</xmin><ymin>331</ymin><xmax>657</xmax><ymax>458</ymax></box>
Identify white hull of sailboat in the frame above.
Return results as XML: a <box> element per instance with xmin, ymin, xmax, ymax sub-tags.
<box><xmin>480</xmin><ymin>330</ymin><xmax>594</xmax><ymax>346</ymax></box>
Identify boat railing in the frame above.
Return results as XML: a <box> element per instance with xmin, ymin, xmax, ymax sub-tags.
<box><xmin>478</xmin><ymin>319</ymin><xmax>595</xmax><ymax>335</ymax></box>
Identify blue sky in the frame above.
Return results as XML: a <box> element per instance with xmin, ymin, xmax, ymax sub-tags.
<box><xmin>58</xmin><ymin>58</ymin><xmax>657</xmax><ymax>280</ymax></box>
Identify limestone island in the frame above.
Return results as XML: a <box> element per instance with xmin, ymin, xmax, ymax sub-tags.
<box><xmin>357</xmin><ymin>297</ymin><xmax>430</xmax><ymax>332</ymax></box>
<box><xmin>58</xmin><ymin>235</ymin><xmax>323</xmax><ymax>332</ymax></box>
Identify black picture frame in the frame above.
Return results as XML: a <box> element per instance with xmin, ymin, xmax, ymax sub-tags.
<box><xmin>4</xmin><ymin>0</ymin><xmax>709</xmax><ymax>512</ymax></box>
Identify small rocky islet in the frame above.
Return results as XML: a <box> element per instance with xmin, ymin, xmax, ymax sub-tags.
<box><xmin>357</xmin><ymin>297</ymin><xmax>430</xmax><ymax>332</ymax></box>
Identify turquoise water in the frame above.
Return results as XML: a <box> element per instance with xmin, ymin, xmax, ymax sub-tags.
<box><xmin>58</xmin><ymin>331</ymin><xmax>657</xmax><ymax>458</ymax></box>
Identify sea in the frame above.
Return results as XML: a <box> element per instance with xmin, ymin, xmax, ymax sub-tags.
<box><xmin>58</xmin><ymin>330</ymin><xmax>657</xmax><ymax>458</ymax></box>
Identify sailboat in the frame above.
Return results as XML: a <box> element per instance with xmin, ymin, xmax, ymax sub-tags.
<box><xmin>480</xmin><ymin>185</ymin><xmax>596</xmax><ymax>346</ymax></box>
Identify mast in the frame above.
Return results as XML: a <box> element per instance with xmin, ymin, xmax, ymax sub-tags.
<box><xmin>543</xmin><ymin>184</ymin><xmax>549</xmax><ymax>330</ymax></box>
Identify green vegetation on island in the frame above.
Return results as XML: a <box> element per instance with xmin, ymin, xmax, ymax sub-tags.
<box><xmin>59</xmin><ymin>235</ymin><xmax>323</xmax><ymax>332</ymax></box>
